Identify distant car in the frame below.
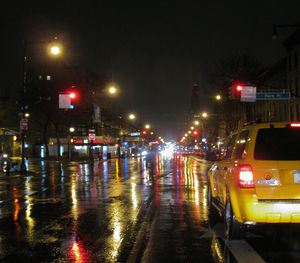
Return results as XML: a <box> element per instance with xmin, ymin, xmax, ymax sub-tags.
<box><xmin>207</xmin><ymin>122</ymin><xmax>300</xmax><ymax>239</ymax></box>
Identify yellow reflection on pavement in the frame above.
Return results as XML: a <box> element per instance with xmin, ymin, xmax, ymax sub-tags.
<box><xmin>116</xmin><ymin>159</ymin><xmax>120</xmax><ymax>183</ymax></box>
<box><xmin>71</xmin><ymin>175</ymin><xmax>78</xmax><ymax>221</ymax></box>
<box><xmin>110</xmin><ymin>210</ymin><xmax>123</xmax><ymax>260</ymax></box>
<box><xmin>131</xmin><ymin>182</ymin><xmax>138</xmax><ymax>209</ymax></box>
<box><xmin>25</xmin><ymin>176</ymin><xmax>35</xmax><ymax>243</ymax></box>
<box><xmin>71</xmin><ymin>241</ymin><xmax>84</xmax><ymax>263</ymax></box>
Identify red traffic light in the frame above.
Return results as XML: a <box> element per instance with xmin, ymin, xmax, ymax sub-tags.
<box><xmin>69</xmin><ymin>92</ymin><xmax>76</xmax><ymax>99</ymax></box>
<box><xmin>142</xmin><ymin>130</ymin><xmax>147</xmax><ymax>135</ymax></box>
<box><xmin>235</xmin><ymin>85</ymin><xmax>243</xmax><ymax>92</ymax></box>
<box><xmin>193</xmin><ymin>130</ymin><xmax>198</xmax><ymax>136</ymax></box>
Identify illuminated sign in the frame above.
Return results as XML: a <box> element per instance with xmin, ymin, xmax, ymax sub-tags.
<box><xmin>130</xmin><ymin>132</ymin><xmax>140</xmax><ymax>136</ymax></box>
<box><xmin>73</xmin><ymin>139</ymin><xmax>111</xmax><ymax>144</ymax></box>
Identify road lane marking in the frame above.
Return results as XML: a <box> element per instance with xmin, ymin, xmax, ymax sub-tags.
<box><xmin>201</xmin><ymin>223</ymin><xmax>266</xmax><ymax>263</ymax></box>
<box><xmin>225</xmin><ymin>239</ymin><xmax>265</xmax><ymax>263</ymax></box>
<box><xmin>126</xmin><ymin>188</ymin><xmax>157</xmax><ymax>263</ymax></box>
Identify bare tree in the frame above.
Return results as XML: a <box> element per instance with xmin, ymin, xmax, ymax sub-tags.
<box><xmin>209</xmin><ymin>52</ymin><xmax>264</xmax><ymax>135</ymax></box>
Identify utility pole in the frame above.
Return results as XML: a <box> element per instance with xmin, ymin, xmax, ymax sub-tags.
<box><xmin>20</xmin><ymin>40</ymin><xmax>28</xmax><ymax>174</ymax></box>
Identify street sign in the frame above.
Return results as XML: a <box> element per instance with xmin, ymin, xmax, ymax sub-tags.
<box><xmin>88</xmin><ymin>128</ymin><xmax>96</xmax><ymax>141</ymax></box>
<box><xmin>130</xmin><ymin>132</ymin><xmax>141</xmax><ymax>136</ymax></box>
<box><xmin>92</xmin><ymin>104</ymin><xmax>101</xmax><ymax>123</ymax></box>
<box><xmin>20</xmin><ymin>119</ymin><xmax>28</xmax><ymax>130</ymax></box>
<box><xmin>89</xmin><ymin>133</ymin><xmax>95</xmax><ymax>140</ymax></box>
<box><xmin>241</xmin><ymin>86</ymin><xmax>256</xmax><ymax>102</ymax></box>
<box><xmin>256</xmin><ymin>92</ymin><xmax>291</xmax><ymax>100</ymax></box>
<box><xmin>59</xmin><ymin>94</ymin><xmax>71</xmax><ymax>109</ymax></box>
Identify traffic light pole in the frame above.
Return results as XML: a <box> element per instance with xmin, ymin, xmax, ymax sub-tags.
<box><xmin>20</xmin><ymin>40</ymin><xmax>27</xmax><ymax>174</ymax></box>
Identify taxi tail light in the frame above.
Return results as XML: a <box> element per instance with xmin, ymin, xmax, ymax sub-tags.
<box><xmin>238</xmin><ymin>164</ymin><xmax>255</xmax><ymax>188</ymax></box>
<box><xmin>290</xmin><ymin>123</ymin><xmax>300</xmax><ymax>128</ymax></box>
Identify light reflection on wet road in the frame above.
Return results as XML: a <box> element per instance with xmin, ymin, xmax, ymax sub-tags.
<box><xmin>0</xmin><ymin>155</ymin><xmax>299</xmax><ymax>262</ymax></box>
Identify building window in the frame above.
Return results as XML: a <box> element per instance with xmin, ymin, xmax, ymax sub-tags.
<box><xmin>38</xmin><ymin>75</ymin><xmax>43</xmax><ymax>80</ymax></box>
<box><xmin>295</xmin><ymin>51</ymin><xmax>298</xmax><ymax>69</ymax></box>
<box><xmin>46</xmin><ymin>75</ymin><xmax>52</xmax><ymax>80</ymax></box>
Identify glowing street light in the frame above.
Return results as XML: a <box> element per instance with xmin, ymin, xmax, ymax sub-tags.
<box><xmin>50</xmin><ymin>45</ymin><xmax>61</xmax><ymax>56</ymax></box>
<box><xmin>107</xmin><ymin>83</ymin><xmax>119</xmax><ymax>96</ymax></box>
<box><xmin>145</xmin><ymin>124</ymin><xmax>151</xmax><ymax>129</ymax></box>
<box><xmin>69</xmin><ymin>127</ymin><xmax>75</xmax><ymax>133</ymax></box>
<box><xmin>190</xmin><ymin>126</ymin><xmax>194</xmax><ymax>130</ymax></box>
<box><xmin>216</xmin><ymin>94</ymin><xmax>221</xmax><ymax>101</ymax></box>
<box><xmin>128</xmin><ymin>113</ymin><xmax>136</xmax><ymax>120</ymax></box>
<box><xmin>194</xmin><ymin>120</ymin><xmax>199</xmax><ymax>126</ymax></box>
<box><xmin>109</xmin><ymin>86</ymin><xmax>117</xmax><ymax>94</ymax></box>
<box><xmin>202</xmin><ymin>112</ymin><xmax>208</xmax><ymax>118</ymax></box>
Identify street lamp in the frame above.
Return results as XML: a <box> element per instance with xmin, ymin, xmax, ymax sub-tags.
<box><xmin>215</xmin><ymin>94</ymin><xmax>221</xmax><ymax>101</ymax></box>
<box><xmin>194</xmin><ymin>120</ymin><xmax>199</xmax><ymax>126</ymax></box>
<box><xmin>109</xmin><ymin>86</ymin><xmax>117</xmax><ymax>94</ymax></box>
<box><xmin>50</xmin><ymin>45</ymin><xmax>61</xmax><ymax>56</ymax></box>
<box><xmin>145</xmin><ymin>124</ymin><xmax>150</xmax><ymax>129</ymax></box>
<box><xmin>107</xmin><ymin>83</ymin><xmax>119</xmax><ymax>96</ymax></box>
<box><xmin>202</xmin><ymin>112</ymin><xmax>208</xmax><ymax>118</ymax></box>
<box><xmin>68</xmin><ymin>127</ymin><xmax>75</xmax><ymax>160</ymax></box>
<box><xmin>128</xmin><ymin>113</ymin><xmax>136</xmax><ymax>120</ymax></box>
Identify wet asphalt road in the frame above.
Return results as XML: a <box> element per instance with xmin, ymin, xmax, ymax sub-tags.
<box><xmin>0</xmin><ymin>155</ymin><xmax>299</xmax><ymax>263</ymax></box>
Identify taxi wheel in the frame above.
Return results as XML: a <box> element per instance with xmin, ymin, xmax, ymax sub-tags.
<box><xmin>224</xmin><ymin>198</ymin><xmax>244</xmax><ymax>240</ymax></box>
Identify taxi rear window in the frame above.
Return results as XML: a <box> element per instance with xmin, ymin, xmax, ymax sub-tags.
<box><xmin>254</xmin><ymin>128</ymin><xmax>300</xmax><ymax>160</ymax></box>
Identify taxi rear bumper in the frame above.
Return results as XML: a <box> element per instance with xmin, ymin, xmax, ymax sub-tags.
<box><xmin>237</xmin><ymin>200</ymin><xmax>300</xmax><ymax>223</ymax></box>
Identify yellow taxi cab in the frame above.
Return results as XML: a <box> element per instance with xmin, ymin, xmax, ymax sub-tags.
<box><xmin>207</xmin><ymin>121</ymin><xmax>300</xmax><ymax>239</ymax></box>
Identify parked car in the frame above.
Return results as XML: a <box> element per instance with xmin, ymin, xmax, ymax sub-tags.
<box><xmin>207</xmin><ymin>122</ymin><xmax>300</xmax><ymax>239</ymax></box>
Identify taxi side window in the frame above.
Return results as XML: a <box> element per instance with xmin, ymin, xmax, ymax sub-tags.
<box><xmin>224</xmin><ymin>134</ymin><xmax>237</xmax><ymax>159</ymax></box>
<box><xmin>234</xmin><ymin>130</ymin><xmax>249</xmax><ymax>159</ymax></box>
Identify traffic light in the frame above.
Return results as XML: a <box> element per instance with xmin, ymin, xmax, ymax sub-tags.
<box><xmin>69</xmin><ymin>92</ymin><xmax>76</xmax><ymax>99</ymax></box>
<box><xmin>229</xmin><ymin>83</ymin><xmax>244</xmax><ymax>100</ymax></box>
<box><xmin>142</xmin><ymin>130</ymin><xmax>147</xmax><ymax>135</ymax></box>
<box><xmin>59</xmin><ymin>88</ymin><xmax>79</xmax><ymax>109</ymax></box>
<box><xmin>68</xmin><ymin>90</ymin><xmax>78</xmax><ymax>109</ymax></box>
<box><xmin>235</xmin><ymin>85</ymin><xmax>243</xmax><ymax>92</ymax></box>
<box><xmin>193</xmin><ymin>130</ymin><xmax>199</xmax><ymax>136</ymax></box>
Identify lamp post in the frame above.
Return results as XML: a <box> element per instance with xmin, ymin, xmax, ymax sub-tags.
<box><xmin>20</xmin><ymin>38</ymin><xmax>61</xmax><ymax>173</ymax></box>
<box><xmin>68</xmin><ymin>127</ymin><xmax>75</xmax><ymax>161</ymax></box>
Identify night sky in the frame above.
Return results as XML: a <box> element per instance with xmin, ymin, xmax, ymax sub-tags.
<box><xmin>2</xmin><ymin>1</ymin><xmax>300</xmax><ymax>139</ymax></box>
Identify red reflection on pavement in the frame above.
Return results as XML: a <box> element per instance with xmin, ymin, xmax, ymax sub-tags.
<box><xmin>71</xmin><ymin>241</ymin><xmax>84</xmax><ymax>263</ymax></box>
<box><xmin>14</xmin><ymin>199</ymin><xmax>21</xmax><ymax>222</ymax></box>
